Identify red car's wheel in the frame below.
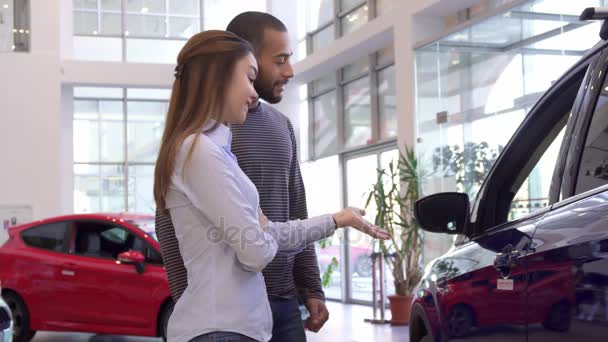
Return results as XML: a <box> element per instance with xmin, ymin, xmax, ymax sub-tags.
<box><xmin>2</xmin><ymin>292</ymin><xmax>36</xmax><ymax>342</ymax></box>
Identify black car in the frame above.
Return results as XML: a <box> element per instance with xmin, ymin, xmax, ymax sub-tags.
<box><xmin>411</xmin><ymin>8</ymin><xmax>608</xmax><ymax>342</ymax></box>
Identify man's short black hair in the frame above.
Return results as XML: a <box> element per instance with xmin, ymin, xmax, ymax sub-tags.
<box><xmin>226</xmin><ymin>12</ymin><xmax>287</xmax><ymax>55</ymax></box>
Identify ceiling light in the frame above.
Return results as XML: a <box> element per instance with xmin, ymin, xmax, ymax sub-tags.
<box><xmin>3</xmin><ymin>4</ymin><xmax>8</xmax><ymax>9</ymax></box>
<box><xmin>92</xmin><ymin>30</ymin><xmax>98</xmax><ymax>35</ymax></box>
<box><xmin>124</xmin><ymin>30</ymin><xmax>130</xmax><ymax>36</ymax></box>
<box><xmin>451</xmin><ymin>59</ymin><xmax>460</xmax><ymax>65</ymax></box>
<box><xmin>141</xmin><ymin>7</ymin><xmax>149</xmax><ymax>14</ymax></box>
<box><xmin>348</xmin><ymin>14</ymin><xmax>359</xmax><ymax>22</ymax></box>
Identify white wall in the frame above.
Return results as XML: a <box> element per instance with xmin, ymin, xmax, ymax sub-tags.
<box><xmin>0</xmin><ymin>0</ymin><xmax>63</xmax><ymax>219</ymax></box>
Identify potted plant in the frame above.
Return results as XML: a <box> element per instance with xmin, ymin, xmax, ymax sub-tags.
<box><xmin>365</xmin><ymin>146</ymin><xmax>424</xmax><ymax>325</ymax></box>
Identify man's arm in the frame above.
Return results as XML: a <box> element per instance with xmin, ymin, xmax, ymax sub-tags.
<box><xmin>287</xmin><ymin>120</ymin><xmax>326</xmax><ymax>302</ymax></box>
<box><xmin>155</xmin><ymin>210</ymin><xmax>188</xmax><ymax>303</ymax></box>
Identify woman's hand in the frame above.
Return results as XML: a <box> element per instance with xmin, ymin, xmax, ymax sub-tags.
<box><xmin>332</xmin><ymin>207</ymin><xmax>390</xmax><ymax>240</ymax></box>
<box><xmin>258</xmin><ymin>208</ymin><xmax>269</xmax><ymax>232</ymax></box>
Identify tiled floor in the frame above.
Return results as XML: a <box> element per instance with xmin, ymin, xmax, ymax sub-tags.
<box><xmin>32</xmin><ymin>301</ymin><xmax>409</xmax><ymax>342</ymax></box>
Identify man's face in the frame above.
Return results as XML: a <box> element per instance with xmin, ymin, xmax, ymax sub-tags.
<box><xmin>254</xmin><ymin>29</ymin><xmax>294</xmax><ymax>104</ymax></box>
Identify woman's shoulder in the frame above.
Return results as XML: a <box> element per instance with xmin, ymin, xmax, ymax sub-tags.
<box><xmin>178</xmin><ymin>133</ymin><xmax>224</xmax><ymax>162</ymax></box>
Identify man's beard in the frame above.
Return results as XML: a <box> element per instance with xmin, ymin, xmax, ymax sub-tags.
<box><xmin>254</xmin><ymin>77</ymin><xmax>282</xmax><ymax>104</ymax></box>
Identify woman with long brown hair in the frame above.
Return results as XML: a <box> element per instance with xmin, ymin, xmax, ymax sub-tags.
<box><xmin>153</xmin><ymin>30</ymin><xmax>389</xmax><ymax>342</ymax></box>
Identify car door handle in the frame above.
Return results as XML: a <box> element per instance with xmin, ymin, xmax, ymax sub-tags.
<box><xmin>61</xmin><ymin>270</ymin><xmax>75</xmax><ymax>276</ymax></box>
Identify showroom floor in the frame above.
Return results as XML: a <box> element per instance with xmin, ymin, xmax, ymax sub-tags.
<box><xmin>32</xmin><ymin>302</ymin><xmax>409</xmax><ymax>342</ymax></box>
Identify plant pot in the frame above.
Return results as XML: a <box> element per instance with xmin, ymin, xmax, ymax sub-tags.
<box><xmin>388</xmin><ymin>295</ymin><xmax>412</xmax><ymax>326</ymax></box>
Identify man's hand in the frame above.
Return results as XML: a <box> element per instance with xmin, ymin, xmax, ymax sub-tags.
<box><xmin>305</xmin><ymin>298</ymin><xmax>329</xmax><ymax>333</ymax></box>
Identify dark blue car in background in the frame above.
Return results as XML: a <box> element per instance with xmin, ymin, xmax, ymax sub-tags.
<box><xmin>410</xmin><ymin>8</ymin><xmax>608</xmax><ymax>342</ymax></box>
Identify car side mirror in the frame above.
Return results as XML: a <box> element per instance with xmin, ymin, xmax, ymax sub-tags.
<box><xmin>117</xmin><ymin>250</ymin><xmax>146</xmax><ymax>274</ymax></box>
<box><xmin>414</xmin><ymin>192</ymin><xmax>470</xmax><ymax>235</ymax></box>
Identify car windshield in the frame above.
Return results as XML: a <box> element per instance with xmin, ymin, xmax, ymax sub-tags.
<box><xmin>125</xmin><ymin>219</ymin><xmax>157</xmax><ymax>241</ymax></box>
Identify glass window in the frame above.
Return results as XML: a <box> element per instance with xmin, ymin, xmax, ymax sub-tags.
<box><xmin>169</xmin><ymin>17</ymin><xmax>200</xmax><ymax>39</ymax></box>
<box><xmin>74</xmin><ymin>164</ymin><xmax>126</xmax><ymax>213</ymax></box>
<box><xmin>343</xmin><ymin>56</ymin><xmax>369</xmax><ymax>81</ymax></box>
<box><xmin>169</xmin><ymin>0</ymin><xmax>200</xmax><ymax>15</ymax></box>
<box><xmin>341</xmin><ymin>5</ymin><xmax>368</xmax><ymax>36</ymax></box>
<box><xmin>21</xmin><ymin>223</ymin><xmax>69</xmax><ymax>252</ymax></box>
<box><xmin>100</xmin><ymin>13</ymin><xmax>122</xmax><ymax>35</ymax></box>
<box><xmin>576</xmin><ymin>76</ymin><xmax>608</xmax><ymax>194</ymax></box>
<box><xmin>127</xmin><ymin>101</ymin><xmax>166</xmax><ymax>162</ymax></box>
<box><xmin>344</xmin><ymin>76</ymin><xmax>371</xmax><ymax>148</ymax></box>
<box><xmin>346</xmin><ymin>154</ymin><xmax>378</xmax><ymax>301</ymax></box>
<box><xmin>72</xmin><ymin>0</ymin><xmax>199</xmax><ymax>63</ymax></box>
<box><xmin>340</xmin><ymin>0</ymin><xmax>366</xmax><ymax>11</ymax></box>
<box><xmin>74</xmin><ymin>164</ymin><xmax>102</xmax><ymax>213</ymax></box>
<box><xmin>74</xmin><ymin>100</ymin><xmax>100</xmax><ymax>162</ymax></box>
<box><xmin>126</xmin><ymin>0</ymin><xmax>165</xmax><ymax>13</ymax></box>
<box><xmin>100</xmin><ymin>0</ymin><xmax>122</xmax><ymax>11</ymax></box>
<box><xmin>312</xmin><ymin>74</ymin><xmax>336</xmax><ymax>95</ymax></box>
<box><xmin>303</xmin><ymin>0</ymin><xmax>334</xmax><ymax>33</ymax></box>
<box><xmin>99</xmin><ymin>101</ymin><xmax>125</xmax><ymax>162</ymax></box>
<box><xmin>203</xmin><ymin>0</ymin><xmax>266</xmax><ymax>30</ymax></box>
<box><xmin>301</xmin><ymin>156</ymin><xmax>342</xmax><ymax>299</ymax></box>
<box><xmin>128</xmin><ymin>165</ymin><xmax>155</xmax><ymax>213</ymax></box>
<box><xmin>378</xmin><ymin>65</ymin><xmax>397</xmax><ymax>139</ymax></box>
<box><xmin>126</xmin><ymin>14</ymin><xmax>166</xmax><ymax>37</ymax></box>
<box><xmin>74</xmin><ymin>0</ymin><xmax>98</xmax><ymax>10</ymax></box>
<box><xmin>74</xmin><ymin>87</ymin><xmax>169</xmax><ymax>214</ymax></box>
<box><xmin>313</xmin><ymin>91</ymin><xmax>338</xmax><ymax>157</ymax></box>
<box><xmin>74</xmin><ymin>11</ymin><xmax>98</xmax><ymax>35</ymax></box>
<box><xmin>312</xmin><ymin>25</ymin><xmax>334</xmax><ymax>52</ymax></box>
<box><xmin>74</xmin><ymin>222</ymin><xmax>130</xmax><ymax>259</ymax></box>
<box><xmin>510</xmin><ymin>125</ymin><xmax>566</xmax><ymax>220</ymax></box>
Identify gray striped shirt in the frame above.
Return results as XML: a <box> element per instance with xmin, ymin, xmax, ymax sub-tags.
<box><xmin>156</xmin><ymin>102</ymin><xmax>325</xmax><ymax>303</ymax></box>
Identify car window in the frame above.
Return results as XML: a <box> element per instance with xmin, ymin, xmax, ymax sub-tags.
<box><xmin>509</xmin><ymin>122</ymin><xmax>568</xmax><ymax>221</ymax></box>
<box><xmin>74</xmin><ymin>220</ymin><xmax>162</xmax><ymax>264</ymax></box>
<box><xmin>21</xmin><ymin>222</ymin><xmax>69</xmax><ymax>252</ymax></box>
<box><xmin>575</xmin><ymin>71</ymin><xmax>608</xmax><ymax>194</ymax></box>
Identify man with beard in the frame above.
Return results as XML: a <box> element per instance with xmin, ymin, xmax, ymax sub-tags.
<box><xmin>155</xmin><ymin>12</ymin><xmax>329</xmax><ymax>342</ymax></box>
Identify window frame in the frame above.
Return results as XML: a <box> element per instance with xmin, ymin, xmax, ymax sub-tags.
<box><xmin>308</xmin><ymin>49</ymin><xmax>395</xmax><ymax>160</ymax></box>
<box><xmin>73</xmin><ymin>87</ymin><xmax>168</xmax><ymax>213</ymax></box>
<box><xmin>568</xmin><ymin>45</ymin><xmax>608</xmax><ymax>198</ymax></box>
<box><xmin>305</xmin><ymin>0</ymin><xmax>378</xmax><ymax>56</ymax></box>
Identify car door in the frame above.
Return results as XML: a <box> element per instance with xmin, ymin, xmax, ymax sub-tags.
<box><xmin>14</xmin><ymin>220</ymin><xmax>73</xmax><ymax>325</ymax></box>
<box><xmin>527</xmin><ymin>46</ymin><xmax>608</xmax><ymax>342</ymax></box>
<box><xmin>58</xmin><ymin>219</ymin><xmax>164</xmax><ymax>332</ymax></box>
<box><xmin>416</xmin><ymin>46</ymin><xmax>600</xmax><ymax>342</ymax></box>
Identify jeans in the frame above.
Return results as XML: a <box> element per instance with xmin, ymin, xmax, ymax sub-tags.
<box><xmin>268</xmin><ymin>297</ymin><xmax>307</xmax><ymax>342</ymax></box>
<box><xmin>189</xmin><ymin>332</ymin><xmax>259</xmax><ymax>342</ymax></box>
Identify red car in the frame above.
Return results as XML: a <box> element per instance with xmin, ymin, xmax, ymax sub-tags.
<box><xmin>0</xmin><ymin>213</ymin><xmax>172</xmax><ymax>342</ymax></box>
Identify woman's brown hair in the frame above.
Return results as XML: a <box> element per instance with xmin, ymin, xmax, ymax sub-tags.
<box><xmin>154</xmin><ymin>30</ymin><xmax>253</xmax><ymax>213</ymax></box>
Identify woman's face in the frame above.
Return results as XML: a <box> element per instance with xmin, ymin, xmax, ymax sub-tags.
<box><xmin>223</xmin><ymin>52</ymin><xmax>259</xmax><ymax>124</ymax></box>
